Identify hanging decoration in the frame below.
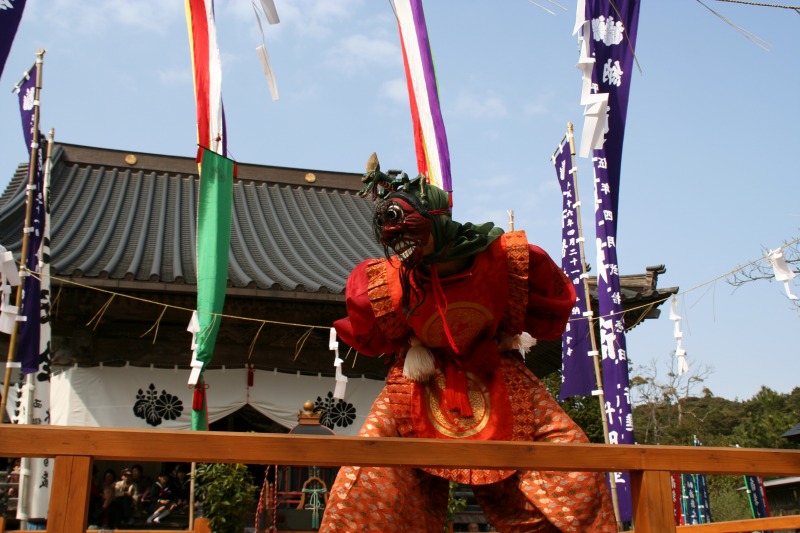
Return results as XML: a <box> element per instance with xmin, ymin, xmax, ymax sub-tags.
<box><xmin>252</xmin><ymin>0</ymin><xmax>280</xmax><ymax>101</ymax></box>
<box><xmin>329</xmin><ymin>328</ymin><xmax>347</xmax><ymax>400</ymax></box>
<box><xmin>185</xmin><ymin>0</ymin><xmax>226</xmax><ymax>154</ymax></box>
<box><xmin>0</xmin><ymin>245</ymin><xmax>20</xmax><ymax>335</ymax></box>
<box><xmin>669</xmin><ymin>296</ymin><xmax>689</xmax><ymax>375</ymax></box>
<box><xmin>188</xmin><ymin>148</ymin><xmax>235</xmax><ymax>431</ymax></box>
<box><xmin>391</xmin><ymin>0</ymin><xmax>452</xmax><ymax>200</ymax></box>
<box><xmin>767</xmin><ymin>247</ymin><xmax>798</xmax><ymax>300</ymax></box>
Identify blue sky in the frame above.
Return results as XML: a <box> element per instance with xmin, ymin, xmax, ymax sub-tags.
<box><xmin>1</xmin><ymin>1</ymin><xmax>798</xmax><ymax>402</ymax></box>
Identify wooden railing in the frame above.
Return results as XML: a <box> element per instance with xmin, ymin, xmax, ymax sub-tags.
<box><xmin>0</xmin><ymin>425</ymin><xmax>798</xmax><ymax>532</ymax></box>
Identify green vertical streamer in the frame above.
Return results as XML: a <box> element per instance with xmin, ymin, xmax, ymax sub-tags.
<box><xmin>192</xmin><ymin>149</ymin><xmax>234</xmax><ymax>431</ymax></box>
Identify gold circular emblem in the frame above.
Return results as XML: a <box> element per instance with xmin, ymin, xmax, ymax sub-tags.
<box><xmin>304</xmin><ymin>172</ymin><xmax>316</xmax><ymax>183</ymax></box>
<box><xmin>421</xmin><ymin>302</ymin><xmax>493</xmax><ymax>350</ymax></box>
<box><xmin>124</xmin><ymin>154</ymin><xmax>138</xmax><ymax>165</ymax></box>
<box><xmin>424</xmin><ymin>369</ymin><xmax>491</xmax><ymax>438</ymax></box>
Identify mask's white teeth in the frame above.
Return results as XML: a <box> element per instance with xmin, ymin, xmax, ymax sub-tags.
<box><xmin>399</xmin><ymin>246</ymin><xmax>415</xmax><ymax>261</ymax></box>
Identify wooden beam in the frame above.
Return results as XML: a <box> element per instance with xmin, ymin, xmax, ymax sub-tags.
<box><xmin>0</xmin><ymin>425</ymin><xmax>798</xmax><ymax>476</ymax></box>
<box><xmin>47</xmin><ymin>455</ymin><xmax>91</xmax><ymax>533</ymax></box>
<box><xmin>630</xmin><ymin>470</ymin><xmax>676</xmax><ymax>533</ymax></box>
<box><xmin>675</xmin><ymin>514</ymin><xmax>800</xmax><ymax>532</ymax></box>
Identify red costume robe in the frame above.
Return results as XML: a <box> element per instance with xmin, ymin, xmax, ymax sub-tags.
<box><xmin>323</xmin><ymin>232</ymin><xmax>616</xmax><ymax>532</ymax></box>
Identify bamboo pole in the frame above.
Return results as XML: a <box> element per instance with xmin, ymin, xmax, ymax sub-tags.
<box><xmin>564</xmin><ymin>122</ymin><xmax>623</xmax><ymax>530</ymax></box>
<box><xmin>0</xmin><ymin>49</ymin><xmax>46</xmax><ymax>424</ymax></box>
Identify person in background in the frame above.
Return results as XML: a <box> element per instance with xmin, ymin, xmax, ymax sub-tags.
<box><xmin>173</xmin><ymin>465</ymin><xmax>191</xmax><ymax>512</ymax></box>
<box><xmin>146</xmin><ymin>471</ymin><xmax>177</xmax><ymax>524</ymax></box>
<box><xmin>130</xmin><ymin>464</ymin><xmax>150</xmax><ymax>516</ymax></box>
<box><xmin>94</xmin><ymin>468</ymin><xmax>120</xmax><ymax>529</ymax></box>
<box><xmin>114</xmin><ymin>468</ymin><xmax>138</xmax><ymax>525</ymax></box>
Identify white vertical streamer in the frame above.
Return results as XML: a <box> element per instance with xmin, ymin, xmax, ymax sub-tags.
<box><xmin>670</xmin><ymin>296</ymin><xmax>689</xmax><ymax>375</ymax></box>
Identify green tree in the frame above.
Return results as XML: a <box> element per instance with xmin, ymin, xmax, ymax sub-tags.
<box><xmin>630</xmin><ymin>357</ymin><xmax>714</xmax><ymax>445</ymax></box>
<box><xmin>444</xmin><ymin>481</ymin><xmax>467</xmax><ymax>532</ymax></box>
<box><xmin>729</xmin><ymin>386</ymin><xmax>800</xmax><ymax>450</ymax></box>
<box><xmin>630</xmin><ymin>355</ymin><xmax>800</xmax><ymax>523</ymax></box>
<box><xmin>194</xmin><ymin>463</ymin><xmax>258</xmax><ymax>533</ymax></box>
<box><xmin>542</xmin><ymin>372</ymin><xmax>605</xmax><ymax>443</ymax></box>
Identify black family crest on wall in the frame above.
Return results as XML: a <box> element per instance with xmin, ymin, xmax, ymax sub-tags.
<box><xmin>133</xmin><ymin>383</ymin><xmax>184</xmax><ymax>426</ymax></box>
<box><xmin>315</xmin><ymin>391</ymin><xmax>356</xmax><ymax>429</ymax></box>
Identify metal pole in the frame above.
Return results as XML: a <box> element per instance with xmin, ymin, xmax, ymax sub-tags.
<box><xmin>565</xmin><ymin>122</ymin><xmax>622</xmax><ymax>530</ymax></box>
<box><xmin>1</xmin><ymin>49</ymin><xmax>46</xmax><ymax>423</ymax></box>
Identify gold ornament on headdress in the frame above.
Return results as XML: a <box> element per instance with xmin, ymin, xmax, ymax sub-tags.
<box><xmin>358</xmin><ymin>152</ymin><xmax>415</xmax><ymax>201</ymax></box>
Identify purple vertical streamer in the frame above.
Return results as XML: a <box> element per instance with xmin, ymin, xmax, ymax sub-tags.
<box><xmin>554</xmin><ymin>140</ymin><xmax>594</xmax><ymax>399</ymax></box>
<box><xmin>587</xmin><ymin>0</ymin><xmax>641</xmax><ymax>213</ymax></box>
<box><xmin>15</xmin><ymin>64</ymin><xmax>44</xmax><ymax>375</ymax></box>
<box><xmin>586</xmin><ymin>0</ymin><xmax>641</xmax><ymax>522</ymax></box>
<box><xmin>0</xmin><ymin>0</ymin><xmax>27</xmax><ymax>78</ymax></box>
<box><xmin>408</xmin><ymin>0</ymin><xmax>451</xmax><ymax>193</ymax></box>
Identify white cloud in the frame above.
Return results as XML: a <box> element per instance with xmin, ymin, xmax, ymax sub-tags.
<box><xmin>158</xmin><ymin>67</ymin><xmax>191</xmax><ymax>86</ymax></box>
<box><xmin>448</xmin><ymin>92</ymin><xmax>508</xmax><ymax>120</ymax></box>
<box><xmin>275</xmin><ymin>0</ymin><xmax>366</xmax><ymax>40</ymax></box>
<box><xmin>523</xmin><ymin>99</ymin><xmax>549</xmax><ymax>116</ymax></box>
<box><xmin>379</xmin><ymin>77</ymin><xmax>407</xmax><ymax>105</ymax></box>
<box><xmin>41</xmin><ymin>0</ymin><xmax>183</xmax><ymax>36</ymax></box>
<box><xmin>323</xmin><ymin>34</ymin><xmax>399</xmax><ymax>76</ymax></box>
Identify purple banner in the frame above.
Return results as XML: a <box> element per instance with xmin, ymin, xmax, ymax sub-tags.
<box><xmin>0</xmin><ymin>0</ymin><xmax>27</xmax><ymax>78</ymax></box>
<box><xmin>585</xmin><ymin>0</ymin><xmax>641</xmax><ymax>522</ymax></box>
<box><xmin>594</xmin><ymin>141</ymin><xmax>634</xmax><ymax>521</ymax></box>
<box><xmin>587</xmin><ymin>0</ymin><xmax>641</xmax><ymax>214</ymax></box>
<box><xmin>554</xmin><ymin>138</ymin><xmax>594</xmax><ymax>399</ymax></box>
<box><xmin>15</xmin><ymin>64</ymin><xmax>46</xmax><ymax>375</ymax></box>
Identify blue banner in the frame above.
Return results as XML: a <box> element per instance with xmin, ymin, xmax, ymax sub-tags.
<box><xmin>692</xmin><ymin>437</ymin><xmax>713</xmax><ymax>524</ymax></box>
<box><xmin>681</xmin><ymin>474</ymin><xmax>700</xmax><ymax>525</ymax></box>
<box><xmin>745</xmin><ymin>475</ymin><xmax>771</xmax><ymax>525</ymax></box>
<box><xmin>0</xmin><ymin>0</ymin><xmax>27</xmax><ymax>78</ymax></box>
<box><xmin>553</xmin><ymin>136</ymin><xmax>595</xmax><ymax>399</ymax></box>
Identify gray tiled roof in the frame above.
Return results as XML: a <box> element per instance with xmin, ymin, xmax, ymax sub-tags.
<box><xmin>0</xmin><ymin>143</ymin><xmax>677</xmax><ymax>379</ymax></box>
<box><xmin>0</xmin><ymin>143</ymin><xmax>381</xmax><ymax>294</ymax></box>
<box><xmin>0</xmin><ymin>143</ymin><xmax>679</xmax><ymax>309</ymax></box>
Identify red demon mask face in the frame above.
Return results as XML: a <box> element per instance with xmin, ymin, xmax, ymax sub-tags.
<box><xmin>374</xmin><ymin>197</ymin><xmax>433</xmax><ymax>267</ymax></box>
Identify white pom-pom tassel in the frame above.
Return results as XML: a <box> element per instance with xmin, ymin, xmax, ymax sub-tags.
<box><xmin>403</xmin><ymin>336</ymin><xmax>435</xmax><ymax>382</ymax></box>
<box><xmin>511</xmin><ymin>332</ymin><xmax>537</xmax><ymax>360</ymax></box>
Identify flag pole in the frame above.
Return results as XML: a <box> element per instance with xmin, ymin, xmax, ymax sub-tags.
<box><xmin>565</xmin><ymin>122</ymin><xmax>622</xmax><ymax>529</ymax></box>
<box><xmin>1</xmin><ymin>49</ymin><xmax>45</xmax><ymax>423</ymax></box>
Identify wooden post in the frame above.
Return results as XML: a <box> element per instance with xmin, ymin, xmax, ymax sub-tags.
<box><xmin>630</xmin><ymin>470</ymin><xmax>676</xmax><ymax>533</ymax></box>
<box><xmin>47</xmin><ymin>455</ymin><xmax>91</xmax><ymax>533</ymax></box>
<box><xmin>194</xmin><ymin>517</ymin><xmax>212</xmax><ymax>533</ymax></box>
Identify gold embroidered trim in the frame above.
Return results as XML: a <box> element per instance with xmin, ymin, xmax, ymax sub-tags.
<box><xmin>500</xmin><ymin>231</ymin><xmax>529</xmax><ymax>336</ymax></box>
<box><xmin>366</xmin><ymin>259</ymin><xmax>407</xmax><ymax>341</ymax></box>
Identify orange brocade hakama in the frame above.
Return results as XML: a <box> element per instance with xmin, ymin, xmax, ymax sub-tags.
<box><xmin>320</xmin><ymin>355</ymin><xmax>617</xmax><ymax>533</ymax></box>
<box><xmin>323</xmin><ymin>234</ymin><xmax>616</xmax><ymax>532</ymax></box>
